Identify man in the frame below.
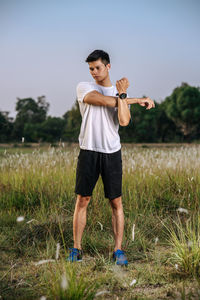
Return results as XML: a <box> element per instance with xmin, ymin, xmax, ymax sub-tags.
<box><xmin>67</xmin><ymin>50</ymin><xmax>155</xmax><ymax>265</ymax></box>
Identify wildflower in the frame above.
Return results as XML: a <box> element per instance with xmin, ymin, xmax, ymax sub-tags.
<box><xmin>155</xmin><ymin>237</ymin><xmax>159</xmax><ymax>245</ymax></box>
<box><xmin>56</xmin><ymin>243</ymin><xmax>60</xmax><ymax>260</ymax></box>
<box><xmin>26</xmin><ymin>219</ymin><xmax>37</xmax><ymax>224</ymax></box>
<box><xmin>175</xmin><ymin>264</ymin><xmax>178</xmax><ymax>270</ymax></box>
<box><xmin>34</xmin><ymin>259</ymin><xmax>55</xmax><ymax>266</ymax></box>
<box><xmin>177</xmin><ymin>207</ymin><xmax>189</xmax><ymax>214</ymax></box>
<box><xmin>130</xmin><ymin>279</ymin><xmax>137</xmax><ymax>286</ymax></box>
<box><xmin>40</xmin><ymin>297</ymin><xmax>46</xmax><ymax>300</ymax></box>
<box><xmin>17</xmin><ymin>216</ymin><xmax>24</xmax><ymax>222</ymax></box>
<box><xmin>22</xmin><ymin>137</ymin><xmax>25</xmax><ymax>143</ymax></box>
<box><xmin>61</xmin><ymin>273</ymin><xmax>68</xmax><ymax>290</ymax></box>
<box><xmin>132</xmin><ymin>224</ymin><xmax>135</xmax><ymax>241</ymax></box>
<box><xmin>95</xmin><ymin>290</ymin><xmax>110</xmax><ymax>297</ymax></box>
<box><xmin>97</xmin><ymin>221</ymin><xmax>103</xmax><ymax>231</ymax></box>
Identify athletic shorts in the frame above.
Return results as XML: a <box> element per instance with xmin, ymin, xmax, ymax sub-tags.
<box><xmin>75</xmin><ymin>149</ymin><xmax>122</xmax><ymax>200</ymax></box>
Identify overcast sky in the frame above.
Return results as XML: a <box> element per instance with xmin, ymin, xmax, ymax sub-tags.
<box><xmin>1</xmin><ymin>0</ymin><xmax>200</xmax><ymax>118</ymax></box>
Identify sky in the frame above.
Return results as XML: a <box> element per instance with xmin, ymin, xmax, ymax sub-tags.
<box><xmin>0</xmin><ymin>0</ymin><xmax>200</xmax><ymax>118</ymax></box>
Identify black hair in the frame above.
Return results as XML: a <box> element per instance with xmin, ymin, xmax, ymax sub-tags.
<box><xmin>85</xmin><ymin>50</ymin><xmax>110</xmax><ymax>66</ymax></box>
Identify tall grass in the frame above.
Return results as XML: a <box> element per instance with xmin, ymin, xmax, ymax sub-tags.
<box><xmin>167</xmin><ymin>214</ymin><xmax>200</xmax><ymax>278</ymax></box>
<box><xmin>1</xmin><ymin>145</ymin><xmax>200</xmax><ymax>212</ymax></box>
<box><xmin>1</xmin><ymin>144</ymin><xmax>200</xmax><ymax>299</ymax></box>
<box><xmin>42</xmin><ymin>260</ymin><xmax>99</xmax><ymax>300</ymax></box>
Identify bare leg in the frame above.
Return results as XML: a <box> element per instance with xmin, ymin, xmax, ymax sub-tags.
<box><xmin>73</xmin><ymin>195</ymin><xmax>91</xmax><ymax>250</ymax></box>
<box><xmin>109</xmin><ymin>196</ymin><xmax>124</xmax><ymax>252</ymax></box>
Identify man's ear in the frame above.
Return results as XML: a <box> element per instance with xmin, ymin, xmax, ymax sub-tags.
<box><xmin>106</xmin><ymin>63</ymin><xmax>111</xmax><ymax>71</ymax></box>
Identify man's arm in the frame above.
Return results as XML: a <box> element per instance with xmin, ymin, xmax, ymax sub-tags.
<box><xmin>116</xmin><ymin>78</ymin><xmax>131</xmax><ymax>126</ymax></box>
<box><xmin>84</xmin><ymin>90</ymin><xmax>118</xmax><ymax>107</ymax></box>
<box><xmin>84</xmin><ymin>92</ymin><xmax>155</xmax><ymax>110</ymax></box>
<box><xmin>127</xmin><ymin>97</ymin><xmax>155</xmax><ymax>110</ymax></box>
<box><xmin>83</xmin><ymin>80</ymin><xmax>155</xmax><ymax>126</ymax></box>
<box><xmin>84</xmin><ymin>89</ymin><xmax>130</xmax><ymax>126</ymax></box>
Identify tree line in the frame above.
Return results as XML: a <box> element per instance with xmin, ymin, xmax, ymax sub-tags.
<box><xmin>0</xmin><ymin>82</ymin><xmax>200</xmax><ymax>143</ymax></box>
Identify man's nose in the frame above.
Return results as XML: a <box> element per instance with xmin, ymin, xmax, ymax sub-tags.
<box><xmin>92</xmin><ymin>69</ymin><xmax>97</xmax><ymax>75</ymax></box>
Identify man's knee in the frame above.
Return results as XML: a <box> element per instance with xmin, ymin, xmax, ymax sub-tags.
<box><xmin>76</xmin><ymin>195</ymin><xmax>91</xmax><ymax>209</ymax></box>
<box><xmin>109</xmin><ymin>196</ymin><xmax>123</xmax><ymax>210</ymax></box>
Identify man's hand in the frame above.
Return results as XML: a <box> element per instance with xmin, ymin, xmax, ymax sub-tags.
<box><xmin>116</xmin><ymin>77</ymin><xmax>129</xmax><ymax>94</ymax></box>
<box><xmin>138</xmin><ymin>97</ymin><xmax>155</xmax><ymax>110</ymax></box>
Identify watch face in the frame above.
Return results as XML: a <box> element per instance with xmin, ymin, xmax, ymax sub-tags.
<box><xmin>119</xmin><ymin>93</ymin><xmax>127</xmax><ymax>99</ymax></box>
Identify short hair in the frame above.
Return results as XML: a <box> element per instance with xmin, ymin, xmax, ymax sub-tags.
<box><xmin>85</xmin><ymin>50</ymin><xmax>110</xmax><ymax>66</ymax></box>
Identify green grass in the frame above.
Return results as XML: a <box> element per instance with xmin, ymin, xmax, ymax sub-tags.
<box><xmin>0</xmin><ymin>144</ymin><xmax>200</xmax><ymax>299</ymax></box>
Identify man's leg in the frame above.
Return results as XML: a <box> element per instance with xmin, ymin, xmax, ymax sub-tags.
<box><xmin>109</xmin><ymin>196</ymin><xmax>124</xmax><ymax>251</ymax></box>
<box><xmin>73</xmin><ymin>194</ymin><xmax>91</xmax><ymax>250</ymax></box>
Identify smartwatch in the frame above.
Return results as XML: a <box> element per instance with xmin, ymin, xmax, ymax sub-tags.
<box><xmin>119</xmin><ymin>93</ymin><xmax>127</xmax><ymax>99</ymax></box>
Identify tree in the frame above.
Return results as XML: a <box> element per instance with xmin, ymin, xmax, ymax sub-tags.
<box><xmin>155</xmin><ymin>101</ymin><xmax>182</xmax><ymax>142</ymax></box>
<box><xmin>0</xmin><ymin>111</ymin><xmax>13</xmax><ymax>142</ymax></box>
<box><xmin>40</xmin><ymin>116</ymin><xmax>66</xmax><ymax>142</ymax></box>
<box><xmin>165</xmin><ymin>83</ymin><xmax>200</xmax><ymax>140</ymax></box>
<box><xmin>13</xmin><ymin>96</ymin><xmax>49</xmax><ymax>140</ymax></box>
<box><xmin>62</xmin><ymin>100</ymin><xmax>81</xmax><ymax>142</ymax></box>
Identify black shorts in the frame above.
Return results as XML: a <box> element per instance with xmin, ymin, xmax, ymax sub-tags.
<box><xmin>75</xmin><ymin>149</ymin><xmax>122</xmax><ymax>200</ymax></box>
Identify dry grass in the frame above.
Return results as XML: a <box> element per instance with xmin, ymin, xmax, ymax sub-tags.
<box><xmin>0</xmin><ymin>144</ymin><xmax>200</xmax><ymax>299</ymax></box>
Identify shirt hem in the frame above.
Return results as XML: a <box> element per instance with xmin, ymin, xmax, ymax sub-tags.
<box><xmin>79</xmin><ymin>145</ymin><xmax>121</xmax><ymax>154</ymax></box>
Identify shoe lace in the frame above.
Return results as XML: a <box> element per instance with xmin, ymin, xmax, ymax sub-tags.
<box><xmin>116</xmin><ymin>250</ymin><xmax>125</xmax><ymax>257</ymax></box>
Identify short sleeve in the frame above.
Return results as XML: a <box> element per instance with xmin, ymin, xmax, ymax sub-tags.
<box><xmin>76</xmin><ymin>82</ymin><xmax>99</xmax><ymax>103</ymax></box>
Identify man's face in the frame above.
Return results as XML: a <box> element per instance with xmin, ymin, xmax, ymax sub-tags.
<box><xmin>88</xmin><ymin>59</ymin><xmax>110</xmax><ymax>83</ymax></box>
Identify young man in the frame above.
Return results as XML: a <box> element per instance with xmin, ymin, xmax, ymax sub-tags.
<box><xmin>67</xmin><ymin>50</ymin><xmax>155</xmax><ymax>265</ymax></box>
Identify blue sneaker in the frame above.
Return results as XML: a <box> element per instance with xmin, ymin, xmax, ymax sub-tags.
<box><xmin>113</xmin><ymin>249</ymin><xmax>128</xmax><ymax>266</ymax></box>
<box><xmin>66</xmin><ymin>248</ymin><xmax>83</xmax><ymax>262</ymax></box>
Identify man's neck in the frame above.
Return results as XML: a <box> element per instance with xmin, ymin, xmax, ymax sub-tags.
<box><xmin>95</xmin><ymin>77</ymin><xmax>112</xmax><ymax>87</ymax></box>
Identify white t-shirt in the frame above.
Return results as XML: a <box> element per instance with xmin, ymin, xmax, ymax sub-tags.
<box><xmin>76</xmin><ymin>81</ymin><xmax>121</xmax><ymax>154</ymax></box>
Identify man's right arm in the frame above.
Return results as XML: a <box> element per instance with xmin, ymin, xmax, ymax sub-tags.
<box><xmin>84</xmin><ymin>90</ymin><xmax>118</xmax><ymax>107</ymax></box>
<box><xmin>84</xmin><ymin>91</ymin><xmax>155</xmax><ymax>110</ymax></box>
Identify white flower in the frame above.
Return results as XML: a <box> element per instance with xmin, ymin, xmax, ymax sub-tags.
<box><xmin>22</xmin><ymin>137</ymin><xmax>25</xmax><ymax>143</ymax></box>
<box><xmin>40</xmin><ymin>297</ymin><xmax>46</xmax><ymax>300</ymax></box>
<box><xmin>175</xmin><ymin>264</ymin><xmax>178</xmax><ymax>270</ymax></box>
<box><xmin>95</xmin><ymin>290</ymin><xmax>110</xmax><ymax>297</ymax></box>
<box><xmin>61</xmin><ymin>273</ymin><xmax>68</xmax><ymax>290</ymax></box>
<box><xmin>26</xmin><ymin>219</ymin><xmax>37</xmax><ymax>224</ymax></box>
<box><xmin>155</xmin><ymin>237</ymin><xmax>159</xmax><ymax>245</ymax></box>
<box><xmin>34</xmin><ymin>259</ymin><xmax>55</xmax><ymax>266</ymax></box>
<box><xmin>17</xmin><ymin>216</ymin><xmax>24</xmax><ymax>222</ymax></box>
<box><xmin>56</xmin><ymin>243</ymin><xmax>60</xmax><ymax>260</ymax></box>
<box><xmin>130</xmin><ymin>279</ymin><xmax>137</xmax><ymax>286</ymax></box>
<box><xmin>177</xmin><ymin>207</ymin><xmax>189</xmax><ymax>214</ymax></box>
<box><xmin>97</xmin><ymin>221</ymin><xmax>103</xmax><ymax>231</ymax></box>
<box><xmin>132</xmin><ymin>224</ymin><xmax>135</xmax><ymax>241</ymax></box>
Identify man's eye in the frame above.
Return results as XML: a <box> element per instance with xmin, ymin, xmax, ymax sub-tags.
<box><xmin>96</xmin><ymin>67</ymin><xmax>99</xmax><ymax>70</ymax></box>
<box><xmin>90</xmin><ymin>68</ymin><xmax>94</xmax><ymax>71</ymax></box>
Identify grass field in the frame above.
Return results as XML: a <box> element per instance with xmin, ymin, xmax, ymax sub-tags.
<box><xmin>0</xmin><ymin>143</ymin><xmax>200</xmax><ymax>300</ymax></box>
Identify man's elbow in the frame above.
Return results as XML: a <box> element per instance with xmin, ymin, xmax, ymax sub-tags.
<box><xmin>84</xmin><ymin>91</ymin><xmax>106</xmax><ymax>106</ymax></box>
<box><xmin>119</xmin><ymin>119</ymin><xmax>130</xmax><ymax>127</ymax></box>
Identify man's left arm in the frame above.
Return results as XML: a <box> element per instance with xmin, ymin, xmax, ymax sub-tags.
<box><xmin>117</xmin><ymin>78</ymin><xmax>155</xmax><ymax>126</ymax></box>
<box><xmin>116</xmin><ymin>78</ymin><xmax>131</xmax><ymax>127</ymax></box>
